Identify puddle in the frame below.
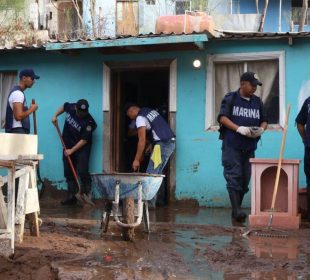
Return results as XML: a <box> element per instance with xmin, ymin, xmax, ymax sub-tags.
<box><xmin>39</xmin><ymin>202</ymin><xmax>310</xmax><ymax>279</ymax></box>
<box><xmin>247</xmin><ymin>236</ymin><xmax>299</xmax><ymax>260</ymax></box>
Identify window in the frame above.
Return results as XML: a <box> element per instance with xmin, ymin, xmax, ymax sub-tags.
<box><xmin>0</xmin><ymin>72</ymin><xmax>17</xmax><ymax>129</ymax></box>
<box><xmin>175</xmin><ymin>0</ymin><xmax>190</xmax><ymax>15</ymax></box>
<box><xmin>206</xmin><ymin>51</ymin><xmax>285</xmax><ymax>130</ymax></box>
<box><xmin>225</xmin><ymin>0</ymin><xmax>240</xmax><ymax>15</ymax></box>
<box><xmin>58</xmin><ymin>0</ymin><xmax>83</xmax><ymax>39</ymax></box>
<box><xmin>292</xmin><ymin>0</ymin><xmax>310</xmax><ymax>25</ymax></box>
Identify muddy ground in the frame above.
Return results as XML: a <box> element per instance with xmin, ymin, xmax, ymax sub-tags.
<box><xmin>1</xmin><ymin>195</ymin><xmax>310</xmax><ymax>279</ymax></box>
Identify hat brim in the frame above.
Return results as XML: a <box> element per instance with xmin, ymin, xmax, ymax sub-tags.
<box><xmin>250</xmin><ymin>80</ymin><xmax>262</xmax><ymax>86</ymax></box>
<box><xmin>33</xmin><ymin>75</ymin><xmax>40</xmax><ymax>80</ymax></box>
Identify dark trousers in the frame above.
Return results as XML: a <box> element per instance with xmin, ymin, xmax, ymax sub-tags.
<box><xmin>222</xmin><ymin>141</ymin><xmax>254</xmax><ymax>194</ymax></box>
<box><xmin>305</xmin><ymin>147</ymin><xmax>310</xmax><ymax>188</ymax></box>
<box><xmin>63</xmin><ymin>147</ymin><xmax>91</xmax><ymax>195</ymax></box>
<box><xmin>304</xmin><ymin>147</ymin><xmax>310</xmax><ymax>218</ymax></box>
<box><xmin>9</xmin><ymin>127</ymin><xmax>29</xmax><ymax>134</ymax></box>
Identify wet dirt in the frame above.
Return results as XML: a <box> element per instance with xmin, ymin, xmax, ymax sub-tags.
<box><xmin>1</xmin><ymin>198</ymin><xmax>310</xmax><ymax>279</ymax></box>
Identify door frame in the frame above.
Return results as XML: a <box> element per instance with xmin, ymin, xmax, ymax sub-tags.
<box><xmin>102</xmin><ymin>59</ymin><xmax>177</xmax><ymax>202</ymax></box>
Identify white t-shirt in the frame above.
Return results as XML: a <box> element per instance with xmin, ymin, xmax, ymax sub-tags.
<box><xmin>136</xmin><ymin>116</ymin><xmax>160</xmax><ymax>141</ymax></box>
<box><xmin>8</xmin><ymin>90</ymin><xmax>25</xmax><ymax>128</ymax></box>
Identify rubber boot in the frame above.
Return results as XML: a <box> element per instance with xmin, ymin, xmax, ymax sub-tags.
<box><xmin>237</xmin><ymin>192</ymin><xmax>247</xmax><ymax>220</ymax></box>
<box><xmin>228</xmin><ymin>189</ymin><xmax>246</xmax><ymax>222</ymax></box>
<box><xmin>61</xmin><ymin>181</ymin><xmax>77</xmax><ymax>205</ymax></box>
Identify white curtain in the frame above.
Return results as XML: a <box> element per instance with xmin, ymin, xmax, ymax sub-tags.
<box><xmin>247</xmin><ymin>60</ymin><xmax>278</xmax><ymax>104</ymax></box>
<box><xmin>0</xmin><ymin>73</ymin><xmax>17</xmax><ymax>128</ymax></box>
<box><xmin>214</xmin><ymin>62</ymin><xmax>244</xmax><ymax>122</ymax></box>
<box><xmin>214</xmin><ymin>60</ymin><xmax>279</xmax><ymax>125</ymax></box>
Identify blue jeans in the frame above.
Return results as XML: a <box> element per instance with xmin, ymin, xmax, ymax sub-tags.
<box><xmin>147</xmin><ymin>140</ymin><xmax>175</xmax><ymax>207</ymax></box>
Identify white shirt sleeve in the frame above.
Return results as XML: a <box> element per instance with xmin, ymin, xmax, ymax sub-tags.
<box><xmin>135</xmin><ymin>116</ymin><xmax>148</xmax><ymax>128</ymax></box>
<box><xmin>9</xmin><ymin>90</ymin><xmax>24</xmax><ymax>109</ymax></box>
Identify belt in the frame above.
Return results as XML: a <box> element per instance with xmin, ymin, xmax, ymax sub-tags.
<box><xmin>155</xmin><ymin>138</ymin><xmax>176</xmax><ymax>144</ymax></box>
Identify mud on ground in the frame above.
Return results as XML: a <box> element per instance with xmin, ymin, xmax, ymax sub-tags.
<box><xmin>1</xmin><ymin>212</ymin><xmax>310</xmax><ymax>280</ymax></box>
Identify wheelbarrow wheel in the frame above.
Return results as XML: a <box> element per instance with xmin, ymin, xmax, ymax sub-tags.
<box><xmin>122</xmin><ymin>197</ymin><xmax>135</xmax><ymax>241</ymax></box>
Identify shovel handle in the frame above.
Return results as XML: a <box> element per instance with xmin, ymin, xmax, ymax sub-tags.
<box><xmin>270</xmin><ymin>104</ymin><xmax>291</xmax><ymax>209</ymax></box>
<box><xmin>32</xmin><ymin>99</ymin><xmax>37</xmax><ymax>135</ymax></box>
<box><xmin>54</xmin><ymin>122</ymin><xmax>81</xmax><ymax>193</ymax></box>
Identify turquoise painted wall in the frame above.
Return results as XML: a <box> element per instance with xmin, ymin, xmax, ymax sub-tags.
<box><xmin>0</xmin><ymin>36</ymin><xmax>309</xmax><ymax>206</ymax></box>
<box><xmin>0</xmin><ymin>50</ymin><xmax>103</xmax><ymax>189</ymax></box>
<box><xmin>176</xmin><ymin>38</ymin><xmax>310</xmax><ymax>207</ymax></box>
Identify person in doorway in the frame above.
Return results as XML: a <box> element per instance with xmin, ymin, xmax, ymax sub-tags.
<box><xmin>126</xmin><ymin>119</ymin><xmax>152</xmax><ymax>173</ymax></box>
<box><xmin>217</xmin><ymin>72</ymin><xmax>268</xmax><ymax>222</ymax></box>
<box><xmin>125</xmin><ymin>103</ymin><xmax>176</xmax><ymax>208</ymax></box>
<box><xmin>296</xmin><ymin>97</ymin><xmax>310</xmax><ymax>221</ymax></box>
<box><xmin>5</xmin><ymin>69</ymin><xmax>39</xmax><ymax>134</ymax></box>
<box><xmin>52</xmin><ymin>99</ymin><xmax>97</xmax><ymax>206</ymax></box>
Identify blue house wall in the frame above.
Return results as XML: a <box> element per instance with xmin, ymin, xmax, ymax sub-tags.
<box><xmin>0</xmin><ymin>35</ymin><xmax>309</xmax><ymax>207</ymax></box>
<box><xmin>238</xmin><ymin>0</ymin><xmax>310</xmax><ymax>32</ymax></box>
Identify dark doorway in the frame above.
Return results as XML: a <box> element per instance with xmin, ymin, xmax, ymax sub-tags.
<box><xmin>111</xmin><ymin>67</ymin><xmax>170</xmax><ymax>205</ymax></box>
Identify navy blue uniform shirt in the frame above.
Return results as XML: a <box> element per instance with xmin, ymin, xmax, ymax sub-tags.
<box><xmin>296</xmin><ymin>97</ymin><xmax>310</xmax><ymax>147</ymax></box>
<box><xmin>218</xmin><ymin>90</ymin><xmax>267</xmax><ymax>151</ymax></box>
<box><xmin>62</xmin><ymin>103</ymin><xmax>97</xmax><ymax>149</ymax></box>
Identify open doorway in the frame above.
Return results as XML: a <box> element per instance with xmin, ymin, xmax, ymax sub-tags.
<box><xmin>110</xmin><ymin>67</ymin><xmax>170</xmax><ymax>206</ymax></box>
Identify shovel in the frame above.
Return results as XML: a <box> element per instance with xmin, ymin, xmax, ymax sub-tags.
<box><xmin>54</xmin><ymin>122</ymin><xmax>93</xmax><ymax>206</ymax></box>
<box><xmin>32</xmin><ymin>99</ymin><xmax>47</xmax><ymax>199</ymax></box>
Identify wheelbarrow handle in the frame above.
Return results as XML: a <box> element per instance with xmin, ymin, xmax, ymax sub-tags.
<box><xmin>54</xmin><ymin>122</ymin><xmax>81</xmax><ymax>193</ymax></box>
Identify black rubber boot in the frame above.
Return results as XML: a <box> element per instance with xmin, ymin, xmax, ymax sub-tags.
<box><xmin>237</xmin><ymin>192</ymin><xmax>246</xmax><ymax>220</ymax></box>
<box><xmin>228</xmin><ymin>189</ymin><xmax>246</xmax><ymax>222</ymax></box>
<box><xmin>61</xmin><ymin>181</ymin><xmax>77</xmax><ymax>206</ymax></box>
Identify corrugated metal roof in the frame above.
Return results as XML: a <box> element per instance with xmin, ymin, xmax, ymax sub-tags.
<box><xmin>2</xmin><ymin>30</ymin><xmax>310</xmax><ymax>51</ymax></box>
<box><xmin>212</xmin><ymin>30</ymin><xmax>310</xmax><ymax>40</ymax></box>
<box><xmin>0</xmin><ymin>31</ymin><xmax>204</xmax><ymax>51</ymax></box>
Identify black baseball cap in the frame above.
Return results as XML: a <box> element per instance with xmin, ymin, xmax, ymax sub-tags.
<box><xmin>240</xmin><ymin>72</ymin><xmax>262</xmax><ymax>86</ymax></box>
<box><xmin>19</xmin><ymin>69</ymin><xmax>40</xmax><ymax>80</ymax></box>
<box><xmin>124</xmin><ymin>102</ymin><xmax>137</xmax><ymax>113</ymax></box>
<box><xmin>76</xmin><ymin>99</ymin><xmax>89</xmax><ymax>112</ymax></box>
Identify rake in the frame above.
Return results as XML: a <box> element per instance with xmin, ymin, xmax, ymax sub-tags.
<box><xmin>243</xmin><ymin>104</ymin><xmax>291</xmax><ymax>239</ymax></box>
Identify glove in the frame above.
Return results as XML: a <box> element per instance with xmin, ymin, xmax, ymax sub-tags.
<box><xmin>248</xmin><ymin>127</ymin><xmax>264</xmax><ymax>138</ymax></box>
<box><xmin>236</xmin><ymin>126</ymin><xmax>251</xmax><ymax>136</ymax></box>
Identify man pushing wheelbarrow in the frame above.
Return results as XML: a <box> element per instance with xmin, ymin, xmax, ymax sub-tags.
<box><xmin>52</xmin><ymin>99</ymin><xmax>97</xmax><ymax>206</ymax></box>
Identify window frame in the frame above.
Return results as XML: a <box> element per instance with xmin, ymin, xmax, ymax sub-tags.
<box><xmin>205</xmin><ymin>51</ymin><xmax>285</xmax><ymax>131</ymax></box>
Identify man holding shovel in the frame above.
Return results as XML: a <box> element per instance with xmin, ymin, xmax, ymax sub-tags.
<box><xmin>218</xmin><ymin>72</ymin><xmax>268</xmax><ymax>222</ymax></box>
<box><xmin>52</xmin><ymin>99</ymin><xmax>97</xmax><ymax>206</ymax></box>
<box><xmin>5</xmin><ymin>69</ymin><xmax>39</xmax><ymax>134</ymax></box>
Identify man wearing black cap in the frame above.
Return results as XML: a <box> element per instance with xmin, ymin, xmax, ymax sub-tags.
<box><xmin>217</xmin><ymin>72</ymin><xmax>268</xmax><ymax>222</ymax></box>
<box><xmin>52</xmin><ymin>99</ymin><xmax>97</xmax><ymax>205</ymax></box>
<box><xmin>125</xmin><ymin>103</ymin><xmax>176</xmax><ymax>208</ymax></box>
<box><xmin>5</xmin><ymin>68</ymin><xmax>40</xmax><ymax>134</ymax></box>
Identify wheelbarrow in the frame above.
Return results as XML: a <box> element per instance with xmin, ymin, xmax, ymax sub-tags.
<box><xmin>91</xmin><ymin>172</ymin><xmax>164</xmax><ymax>241</ymax></box>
